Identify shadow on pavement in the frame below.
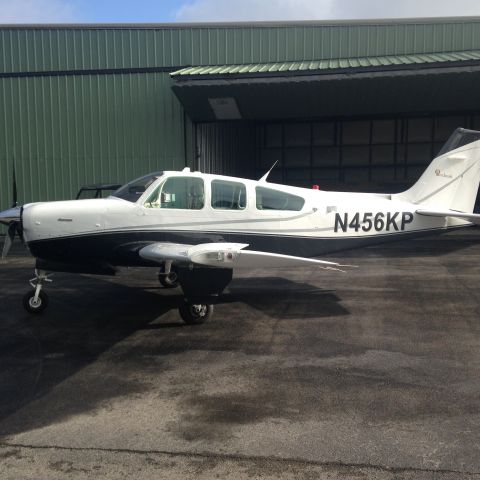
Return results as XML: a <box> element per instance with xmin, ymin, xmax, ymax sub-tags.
<box><xmin>224</xmin><ymin>277</ymin><xmax>348</xmax><ymax>319</ymax></box>
<box><xmin>0</xmin><ymin>262</ymin><xmax>347</xmax><ymax>438</ymax></box>
<box><xmin>0</xmin><ymin>262</ymin><xmax>181</xmax><ymax>437</ymax></box>
<box><xmin>334</xmin><ymin>228</ymin><xmax>480</xmax><ymax>259</ymax></box>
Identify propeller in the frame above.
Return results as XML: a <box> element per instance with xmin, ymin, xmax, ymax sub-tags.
<box><xmin>1</xmin><ymin>164</ymin><xmax>23</xmax><ymax>259</ymax></box>
<box><xmin>2</xmin><ymin>222</ymin><xmax>16</xmax><ymax>258</ymax></box>
<box><xmin>12</xmin><ymin>162</ymin><xmax>18</xmax><ymax>208</ymax></box>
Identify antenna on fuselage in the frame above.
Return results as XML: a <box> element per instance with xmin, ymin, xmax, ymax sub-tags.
<box><xmin>258</xmin><ymin>160</ymin><xmax>278</xmax><ymax>183</ymax></box>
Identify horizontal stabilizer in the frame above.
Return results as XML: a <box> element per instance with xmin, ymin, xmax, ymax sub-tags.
<box><xmin>139</xmin><ymin>242</ymin><xmax>352</xmax><ymax>271</ymax></box>
<box><xmin>416</xmin><ymin>208</ymin><xmax>480</xmax><ymax>224</ymax></box>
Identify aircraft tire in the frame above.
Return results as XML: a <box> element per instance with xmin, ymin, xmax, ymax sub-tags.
<box><xmin>158</xmin><ymin>269</ymin><xmax>179</xmax><ymax>288</ymax></box>
<box><xmin>179</xmin><ymin>300</ymin><xmax>213</xmax><ymax>325</ymax></box>
<box><xmin>23</xmin><ymin>290</ymin><xmax>49</xmax><ymax>314</ymax></box>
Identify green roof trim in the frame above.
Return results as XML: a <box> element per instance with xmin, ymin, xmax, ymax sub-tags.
<box><xmin>171</xmin><ymin>50</ymin><xmax>480</xmax><ymax>78</ymax></box>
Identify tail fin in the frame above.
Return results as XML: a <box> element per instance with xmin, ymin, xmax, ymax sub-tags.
<box><xmin>395</xmin><ymin>128</ymin><xmax>480</xmax><ymax>213</ymax></box>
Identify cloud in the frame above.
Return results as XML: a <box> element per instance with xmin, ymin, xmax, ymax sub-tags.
<box><xmin>333</xmin><ymin>0</ymin><xmax>480</xmax><ymax>19</ymax></box>
<box><xmin>175</xmin><ymin>0</ymin><xmax>334</xmax><ymax>22</ymax></box>
<box><xmin>0</xmin><ymin>0</ymin><xmax>79</xmax><ymax>23</ymax></box>
<box><xmin>175</xmin><ymin>0</ymin><xmax>480</xmax><ymax>22</ymax></box>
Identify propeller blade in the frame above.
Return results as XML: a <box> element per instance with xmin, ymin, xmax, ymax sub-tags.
<box><xmin>2</xmin><ymin>222</ymin><xmax>16</xmax><ymax>259</ymax></box>
<box><xmin>1</xmin><ymin>165</ymin><xmax>22</xmax><ymax>257</ymax></box>
<box><xmin>17</xmin><ymin>208</ymin><xmax>24</xmax><ymax>244</ymax></box>
<box><xmin>12</xmin><ymin>163</ymin><xmax>18</xmax><ymax>208</ymax></box>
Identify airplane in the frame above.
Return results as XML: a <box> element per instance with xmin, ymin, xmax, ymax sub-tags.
<box><xmin>1</xmin><ymin>127</ymin><xmax>480</xmax><ymax>324</ymax></box>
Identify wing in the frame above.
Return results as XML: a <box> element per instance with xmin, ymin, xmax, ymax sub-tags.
<box><xmin>416</xmin><ymin>208</ymin><xmax>480</xmax><ymax>224</ymax></box>
<box><xmin>139</xmin><ymin>242</ymin><xmax>351</xmax><ymax>271</ymax></box>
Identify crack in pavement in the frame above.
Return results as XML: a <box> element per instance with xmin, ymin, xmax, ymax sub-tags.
<box><xmin>1</xmin><ymin>442</ymin><xmax>479</xmax><ymax>476</ymax></box>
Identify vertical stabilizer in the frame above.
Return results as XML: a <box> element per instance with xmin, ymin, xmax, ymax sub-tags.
<box><xmin>395</xmin><ymin>129</ymin><xmax>480</xmax><ymax>213</ymax></box>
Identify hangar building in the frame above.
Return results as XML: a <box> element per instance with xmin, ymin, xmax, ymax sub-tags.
<box><xmin>1</xmin><ymin>17</ymin><xmax>480</xmax><ymax>210</ymax></box>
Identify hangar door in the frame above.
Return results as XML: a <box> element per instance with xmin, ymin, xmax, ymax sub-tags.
<box><xmin>255</xmin><ymin>113</ymin><xmax>480</xmax><ymax>192</ymax></box>
<box><xmin>194</xmin><ymin>113</ymin><xmax>480</xmax><ymax>192</ymax></box>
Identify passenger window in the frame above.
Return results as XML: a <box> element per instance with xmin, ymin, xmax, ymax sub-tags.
<box><xmin>211</xmin><ymin>180</ymin><xmax>247</xmax><ymax>210</ymax></box>
<box><xmin>144</xmin><ymin>177</ymin><xmax>204</xmax><ymax>209</ymax></box>
<box><xmin>256</xmin><ymin>186</ymin><xmax>305</xmax><ymax>211</ymax></box>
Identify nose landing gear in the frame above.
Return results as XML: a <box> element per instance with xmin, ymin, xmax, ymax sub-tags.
<box><xmin>23</xmin><ymin>269</ymin><xmax>52</xmax><ymax>314</ymax></box>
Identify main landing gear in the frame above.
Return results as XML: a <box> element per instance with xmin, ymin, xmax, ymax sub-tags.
<box><xmin>179</xmin><ymin>300</ymin><xmax>214</xmax><ymax>325</ymax></box>
<box><xmin>157</xmin><ymin>261</ymin><xmax>179</xmax><ymax>289</ymax></box>
<box><xmin>157</xmin><ymin>262</ymin><xmax>219</xmax><ymax>325</ymax></box>
<box><xmin>173</xmin><ymin>266</ymin><xmax>232</xmax><ymax>325</ymax></box>
<box><xmin>23</xmin><ymin>269</ymin><xmax>52</xmax><ymax>314</ymax></box>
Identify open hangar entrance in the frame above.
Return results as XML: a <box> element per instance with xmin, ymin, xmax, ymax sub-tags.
<box><xmin>194</xmin><ymin>113</ymin><xmax>480</xmax><ymax>192</ymax></box>
<box><xmin>172</xmin><ymin>51</ymin><xmax>480</xmax><ymax>193</ymax></box>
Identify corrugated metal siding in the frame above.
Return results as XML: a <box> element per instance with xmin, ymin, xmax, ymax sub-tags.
<box><xmin>0</xmin><ymin>72</ymin><xmax>185</xmax><ymax>208</ymax></box>
<box><xmin>2</xmin><ymin>21</ymin><xmax>480</xmax><ymax>73</ymax></box>
<box><xmin>195</xmin><ymin>122</ymin><xmax>256</xmax><ymax>178</ymax></box>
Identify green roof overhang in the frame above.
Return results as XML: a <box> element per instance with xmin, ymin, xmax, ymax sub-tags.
<box><xmin>170</xmin><ymin>50</ymin><xmax>480</xmax><ymax>121</ymax></box>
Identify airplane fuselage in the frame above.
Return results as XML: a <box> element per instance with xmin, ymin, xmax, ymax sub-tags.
<box><xmin>4</xmin><ymin>128</ymin><xmax>479</xmax><ymax>320</ymax></box>
<box><xmin>21</xmin><ymin>171</ymin><xmax>468</xmax><ymax>274</ymax></box>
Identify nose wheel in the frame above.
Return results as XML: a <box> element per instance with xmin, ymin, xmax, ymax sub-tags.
<box><xmin>23</xmin><ymin>290</ymin><xmax>49</xmax><ymax>313</ymax></box>
<box><xmin>23</xmin><ymin>269</ymin><xmax>52</xmax><ymax>314</ymax></box>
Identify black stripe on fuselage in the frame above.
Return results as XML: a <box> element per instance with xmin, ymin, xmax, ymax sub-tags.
<box><xmin>27</xmin><ymin>226</ymin><xmax>462</xmax><ymax>272</ymax></box>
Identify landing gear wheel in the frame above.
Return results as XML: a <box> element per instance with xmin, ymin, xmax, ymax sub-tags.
<box><xmin>179</xmin><ymin>300</ymin><xmax>213</xmax><ymax>325</ymax></box>
<box><xmin>23</xmin><ymin>290</ymin><xmax>49</xmax><ymax>314</ymax></box>
<box><xmin>158</xmin><ymin>270</ymin><xmax>179</xmax><ymax>288</ymax></box>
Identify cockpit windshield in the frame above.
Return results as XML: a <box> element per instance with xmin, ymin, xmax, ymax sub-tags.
<box><xmin>112</xmin><ymin>172</ymin><xmax>163</xmax><ymax>203</ymax></box>
<box><xmin>437</xmin><ymin>128</ymin><xmax>480</xmax><ymax>157</ymax></box>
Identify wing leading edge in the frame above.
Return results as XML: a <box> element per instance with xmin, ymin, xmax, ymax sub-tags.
<box><xmin>139</xmin><ymin>242</ymin><xmax>351</xmax><ymax>271</ymax></box>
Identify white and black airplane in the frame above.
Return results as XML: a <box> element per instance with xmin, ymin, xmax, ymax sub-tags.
<box><xmin>2</xmin><ymin>128</ymin><xmax>480</xmax><ymax>324</ymax></box>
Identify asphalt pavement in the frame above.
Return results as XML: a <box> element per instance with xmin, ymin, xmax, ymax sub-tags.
<box><xmin>1</xmin><ymin>230</ymin><xmax>480</xmax><ymax>479</ymax></box>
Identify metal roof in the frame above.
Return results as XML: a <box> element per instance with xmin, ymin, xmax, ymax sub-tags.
<box><xmin>171</xmin><ymin>63</ymin><xmax>480</xmax><ymax>122</ymax></box>
<box><xmin>1</xmin><ymin>16</ymin><xmax>480</xmax><ymax>29</ymax></box>
<box><xmin>171</xmin><ymin>50</ymin><xmax>480</xmax><ymax>78</ymax></box>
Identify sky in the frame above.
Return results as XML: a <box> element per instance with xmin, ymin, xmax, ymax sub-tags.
<box><xmin>0</xmin><ymin>0</ymin><xmax>480</xmax><ymax>24</ymax></box>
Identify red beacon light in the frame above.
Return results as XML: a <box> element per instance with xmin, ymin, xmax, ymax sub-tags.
<box><xmin>312</xmin><ymin>184</ymin><xmax>320</xmax><ymax>190</ymax></box>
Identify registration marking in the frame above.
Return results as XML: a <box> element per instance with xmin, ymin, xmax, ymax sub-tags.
<box><xmin>334</xmin><ymin>212</ymin><xmax>414</xmax><ymax>233</ymax></box>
